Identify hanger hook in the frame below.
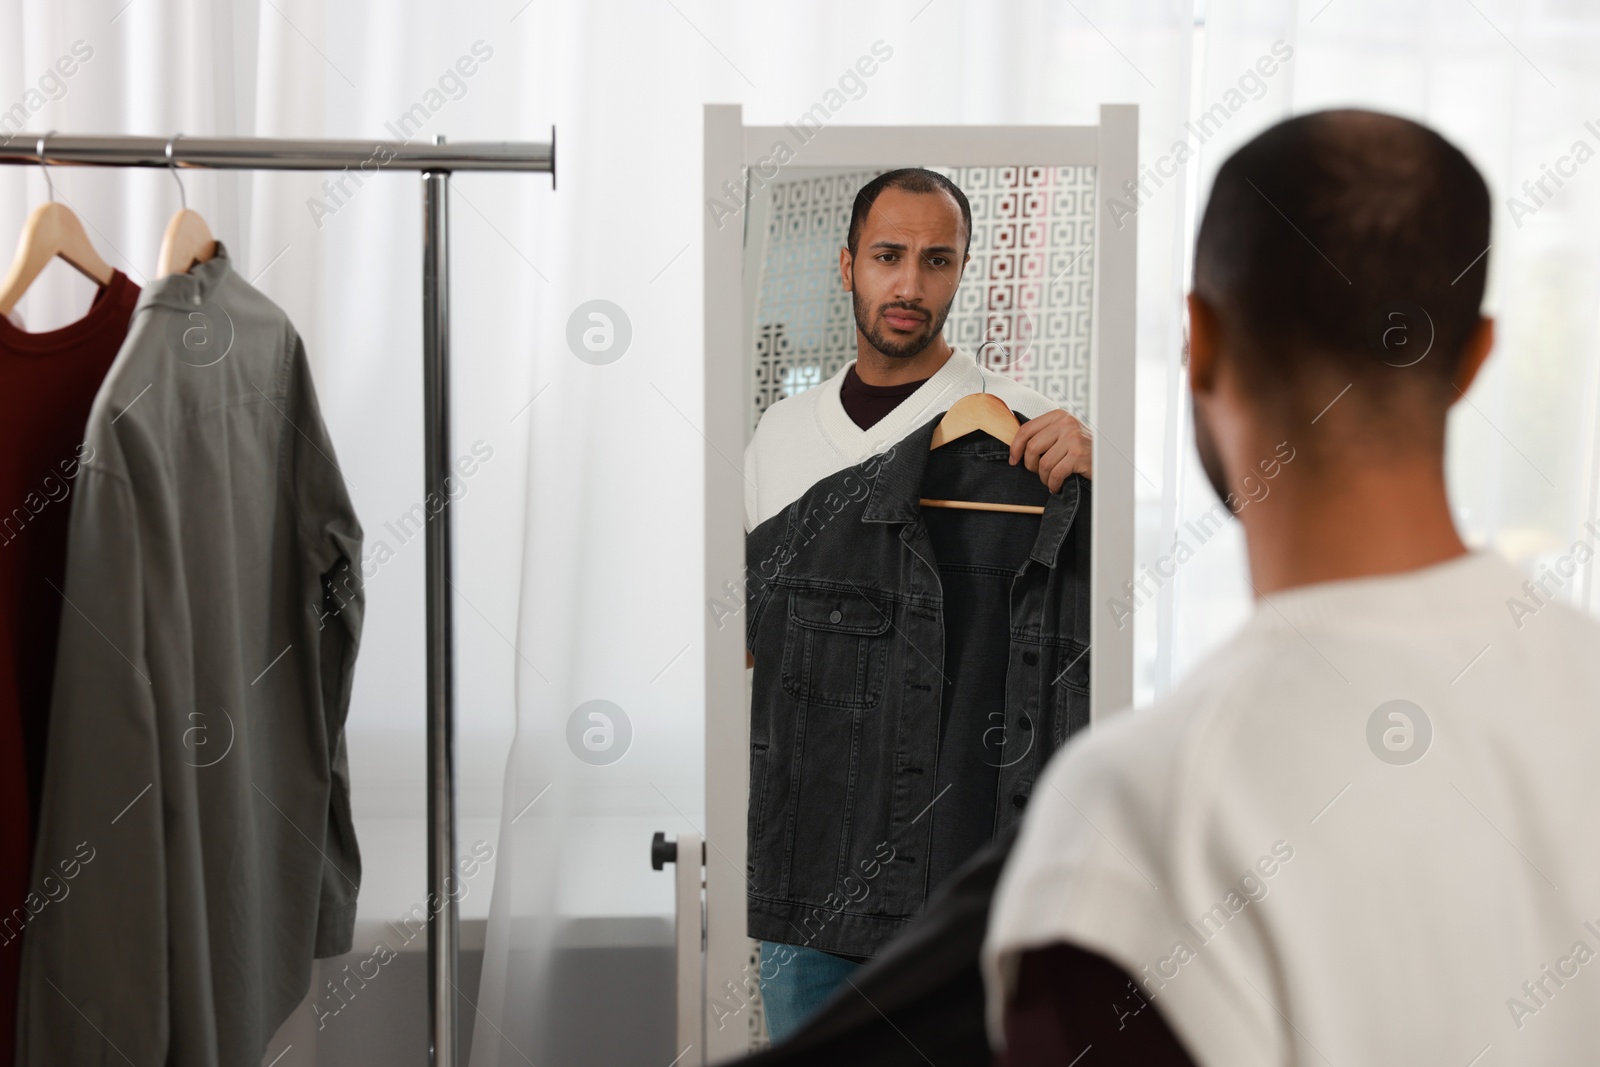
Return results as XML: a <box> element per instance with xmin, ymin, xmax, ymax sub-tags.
<box><xmin>36</xmin><ymin>130</ymin><xmax>56</xmax><ymax>203</ymax></box>
<box><xmin>166</xmin><ymin>132</ymin><xmax>187</xmax><ymax>212</ymax></box>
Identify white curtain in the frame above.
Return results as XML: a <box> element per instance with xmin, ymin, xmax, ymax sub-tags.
<box><xmin>5</xmin><ymin>1</ymin><xmax>1596</xmax><ymax>1063</ymax></box>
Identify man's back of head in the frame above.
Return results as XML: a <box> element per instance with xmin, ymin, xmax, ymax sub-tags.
<box><xmin>1193</xmin><ymin>107</ymin><xmax>1490</xmax><ymax>436</ymax></box>
<box><xmin>1186</xmin><ymin>109</ymin><xmax>1496</xmax><ymax>595</ymax></box>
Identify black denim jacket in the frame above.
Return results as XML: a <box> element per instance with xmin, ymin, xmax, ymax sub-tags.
<box><xmin>744</xmin><ymin>411</ymin><xmax>1091</xmax><ymax>958</ymax></box>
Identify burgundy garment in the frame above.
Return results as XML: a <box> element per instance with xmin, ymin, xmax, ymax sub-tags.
<box><xmin>998</xmin><ymin>943</ymin><xmax>1197</xmax><ymax>1067</ymax></box>
<box><xmin>838</xmin><ymin>363</ymin><xmax>930</xmax><ymax>430</ymax></box>
<box><xmin>0</xmin><ymin>270</ymin><xmax>139</xmax><ymax>1067</ymax></box>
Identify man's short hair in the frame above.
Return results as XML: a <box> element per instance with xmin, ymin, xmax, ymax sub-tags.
<box><xmin>1194</xmin><ymin>109</ymin><xmax>1490</xmax><ymax>404</ymax></box>
<box><xmin>847</xmin><ymin>168</ymin><xmax>972</xmax><ymax>259</ymax></box>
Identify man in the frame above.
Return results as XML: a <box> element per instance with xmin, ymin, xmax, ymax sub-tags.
<box><xmin>744</xmin><ymin>168</ymin><xmax>1093</xmax><ymax>1041</ymax></box>
<box><xmin>983</xmin><ymin>110</ymin><xmax>1600</xmax><ymax>1064</ymax></box>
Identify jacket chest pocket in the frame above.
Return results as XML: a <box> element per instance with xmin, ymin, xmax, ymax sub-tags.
<box><xmin>1048</xmin><ymin>638</ymin><xmax>1092</xmax><ymax>746</ymax></box>
<box><xmin>781</xmin><ymin>589</ymin><xmax>891</xmax><ymax>709</ymax></box>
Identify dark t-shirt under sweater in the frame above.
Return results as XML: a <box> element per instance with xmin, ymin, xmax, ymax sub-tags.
<box><xmin>839</xmin><ymin>364</ymin><xmax>931</xmax><ymax>430</ymax></box>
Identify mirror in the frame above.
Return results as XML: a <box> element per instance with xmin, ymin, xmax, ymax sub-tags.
<box><xmin>735</xmin><ymin>161</ymin><xmax>1099</xmax><ymax>1052</ymax></box>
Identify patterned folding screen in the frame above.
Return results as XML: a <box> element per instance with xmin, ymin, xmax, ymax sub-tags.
<box><xmin>747</xmin><ymin>164</ymin><xmax>1096</xmax><ymax>434</ymax></box>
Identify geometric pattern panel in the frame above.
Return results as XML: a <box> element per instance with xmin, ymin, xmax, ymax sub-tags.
<box><xmin>748</xmin><ymin>165</ymin><xmax>1095</xmax><ymax>433</ymax></box>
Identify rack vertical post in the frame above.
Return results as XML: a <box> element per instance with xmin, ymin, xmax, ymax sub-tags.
<box><xmin>421</xmin><ymin>136</ymin><xmax>459</xmax><ymax>1067</ymax></box>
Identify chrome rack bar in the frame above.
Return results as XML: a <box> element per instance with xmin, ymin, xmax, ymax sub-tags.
<box><xmin>0</xmin><ymin>132</ymin><xmax>552</xmax><ymax>173</ymax></box>
<box><xmin>0</xmin><ymin>130</ymin><xmax>555</xmax><ymax>1067</ymax></box>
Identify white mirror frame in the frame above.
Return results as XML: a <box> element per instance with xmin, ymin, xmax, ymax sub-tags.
<box><xmin>699</xmin><ymin>103</ymin><xmax>1138</xmax><ymax>1062</ymax></box>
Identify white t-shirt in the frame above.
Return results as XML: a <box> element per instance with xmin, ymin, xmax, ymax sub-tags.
<box><xmin>743</xmin><ymin>345</ymin><xmax>1059</xmax><ymax>529</ymax></box>
<box><xmin>983</xmin><ymin>549</ymin><xmax>1600</xmax><ymax>1065</ymax></box>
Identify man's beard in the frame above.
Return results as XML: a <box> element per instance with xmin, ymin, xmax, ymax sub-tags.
<box><xmin>1191</xmin><ymin>397</ymin><xmax>1233</xmax><ymax>514</ymax></box>
<box><xmin>853</xmin><ymin>289</ymin><xmax>954</xmax><ymax>360</ymax></box>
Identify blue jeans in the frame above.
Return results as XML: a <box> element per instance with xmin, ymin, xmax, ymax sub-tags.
<box><xmin>759</xmin><ymin>941</ymin><xmax>862</xmax><ymax>1044</ymax></box>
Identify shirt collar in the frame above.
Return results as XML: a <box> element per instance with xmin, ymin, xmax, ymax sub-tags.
<box><xmin>137</xmin><ymin>240</ymin><xmax>235</xmax><ymax>313</ymax></box>
<box><xmin>861</xmin><ymin>410</ymin><xmax>1085</xmax><ymax>569</ymax></box>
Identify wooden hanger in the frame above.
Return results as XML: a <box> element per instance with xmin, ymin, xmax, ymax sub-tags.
<box><xmin>920</xmin><ymin>389</ymin><xmax>1046</xmax><ymax>515</ymax></box>
<box><xmin>156</xmin><ymin>134</ymin><xmax>216</xmax><ymax>279</ymax></box>
<box><xmin>0</xmin><ymin>135</ymin><xmax>116</xmax><ymax>317</ymax></box>
<box><xmin>929</xmin><ymin>391</ymin><xmax>1020</xmax><ymax>449</ymax></box>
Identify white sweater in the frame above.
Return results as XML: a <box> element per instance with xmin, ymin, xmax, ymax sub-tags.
<box><xmin>743</xmin><ymin>346</ymin><xmax>1060</xmax><ymax>529</ymax></box>
<box><xmin>984</xmin><ymin>549</ymin><xmax>1600</xmax><ymax>1064</ymax></box>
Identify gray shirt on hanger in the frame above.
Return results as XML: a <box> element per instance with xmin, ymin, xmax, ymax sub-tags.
<box><xmin>15</xmin><ymin>243</ymin><xmax>365</xmax><ymax>1067</ymax></box>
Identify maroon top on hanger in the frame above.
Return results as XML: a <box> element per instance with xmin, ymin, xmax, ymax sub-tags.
<box><xmin>0</xmin><ymin>269</ymin><xmax>139</xmax><ymax>1067</ymax></box>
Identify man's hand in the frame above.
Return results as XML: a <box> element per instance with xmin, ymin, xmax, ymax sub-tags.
<box><xmin>1010</xmin><ymin>409</ymin><xmax>1092</xmax><ymax>491</ymax></box>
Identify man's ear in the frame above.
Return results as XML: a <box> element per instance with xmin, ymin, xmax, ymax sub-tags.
<box><xmin>1450</xmin><ymin>316</ymin><xmax>1494</xmax><ymax>398</ymax></box>
<box><xmin>839</xmin><ymin>246</ymin><xmax>855</xmax><ymax>293</ymax></box>
<box><xmin>1186</xmin><ymin>292</ymin><xmax>1220</xmax><ymax>397</ymax></box>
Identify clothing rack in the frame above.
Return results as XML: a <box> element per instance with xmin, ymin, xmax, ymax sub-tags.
<box><xmin>0</xmin><ymin>131</ymin><xmax>555</xmax><ymax>1067</ymax></box>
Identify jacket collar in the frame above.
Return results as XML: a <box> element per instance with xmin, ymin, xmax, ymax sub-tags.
<box><xmin>137</xmin><ymin>240</ymin><xmax>235</xmax><ymax>313</ymax></box>
<box><xmin>861</xmin><ymin>411</ymin><xmax>1084</xmax><ymax>569</ymax></box>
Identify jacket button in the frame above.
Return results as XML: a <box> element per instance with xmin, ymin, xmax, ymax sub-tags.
<box><xmin>1022</xmin><ymin>651</ymin><xmax>1039</xmax><ymax>666</ymax></box>
<box><xmin>1019</xmin><ymin>717</ymin><xmax>1033</xmax><ymax>732</ymax></box>
<box><xmin>1012</xmin><ymin>794</ymin><xmax>1028</xmax><ymax>809</ymax></box>
<box><xmin>829</xmin><ymin>609</ymin><xmax>843</xmax><ymax>623</ymax></box>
